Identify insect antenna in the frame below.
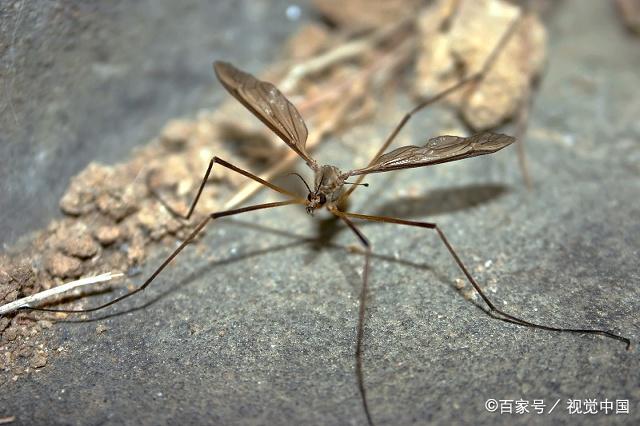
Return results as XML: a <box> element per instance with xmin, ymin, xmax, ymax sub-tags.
<box><xmin>344</xmin><ymin>181</ymin><xmax>369</xmax><ymax>187</ymax></box>
<box><xmin>287</xmin><ymin>172</ymin><xmax>312</xmax><ymax>193</ymax></box>
<box><xmin>318</xmin><ymin>170</ymin><xmax>326</xmax><ymax>190</ymax></box>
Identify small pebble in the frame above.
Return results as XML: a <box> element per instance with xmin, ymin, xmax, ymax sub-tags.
<box><xmin>17</xmin><ymin>346</ymin><xmax>33</xmax><ymax>358</ymax></box>
<box><xmin>59</xmin><ymin>190</ymin><xmax>94</xmax><ymax>216</ymax></box>
<box><xmin>137</xmin><ymin>204</ymin><xmax>166</xmax><ymax>236</ymax></box>
<box><xmin>96</xmin><ymin>193</ymin><xmax>136</xmax><ymax>221</ymax></box>
<box><xmin>60</xmin><ymin>234</ymin><xmax>99</xmax><ymax>259</ymax></box>
<box><xmin>38</xmin><ymin>320</ymin><xmax>53</xmax><ymax>329</ymax></box>
<box><xmin>0</xmin><ymin>317</ymin><xmax>10</xmax><ymax>332</ymax></box>
<box><xmin>30</xmin><ymin>353</ymin><xmax>47</xmax><ymax>369</ymax></box>
<box><xmin>127</xmin><ymin>244</ymin><xmax>146</xmax><ymax>267</ymax></box>
<box><xmin>45</xmin><ymin>252</ymin><xmax>83</xmax><ymax>278</ymax></box>
<box><xmin>3</xmin><ymin>327</ymin><xmax>18</xmax><ymax>341</ymax></box>
<box><xmin>286</xmin><ymin>4</ymin><xmax>301</xmax><ymax>21</ymax></box>
<box><xmin>94</xmin><ymin>226</ymin><xmax>122</xmax><ymax>246</ymax></box>
<box><xmin>161</xmin><ymin>119</ymin><xmax>193</xmax><ymax>150</ymax></box>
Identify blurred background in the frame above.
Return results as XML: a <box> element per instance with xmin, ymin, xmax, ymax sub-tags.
<box><xmin>0</xmin><ymin>0</ymin><xmax>305</xmax><ymax>247</ymax></box>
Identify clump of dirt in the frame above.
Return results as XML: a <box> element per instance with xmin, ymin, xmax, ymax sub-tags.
<box><xmin>285</xmin><ymin>22</ymin><xmax>333</xmax><ymax>60</ymax></box>
<box><xmin>414</xmin><ymin>0</ymin><xmax>547</xmax><ymax>130</ymax></box>
<box><xmin>313</xmin><ymin>0</ymin><xmax>422</xmax><ymax>30</ymax></box>
<box><xmin>0</xmin><ymin>109</ymin><xmax>281</xmax><ymax>384</ymax></box>
<box><xmin>616</xmin><ymin>0</ymin><xmax>640</xmax><ymax>34</ymax></box>
<box><xmin>0</xmin><ymin>258</ymin><xmax>55</xmax><ymax>384</ymax></box>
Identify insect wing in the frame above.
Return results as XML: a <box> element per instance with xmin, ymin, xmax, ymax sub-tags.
<box><xmin>213</xmin><ymin>61</ymin><xmax>316</xmax><ymax>167</ymax></box>
<box><xmin>348</xmin><ymin>132</ymin><xmax>515</xmax><ymax>176</ymax></box>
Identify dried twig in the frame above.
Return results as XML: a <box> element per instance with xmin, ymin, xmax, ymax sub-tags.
<box><xmin>279</xmin><ymin>17</ymin><xmax>413</xmax><ymax>93</ymax></box>
<box><xmin>297</xmin><ymin>36</ymin><xmax>414</xmax><ymax>113</ymax></box>
<box><xmin>0</xmin><ymin>272</ymin><xmax>124</xmax><ymax>316</ymax></box>
<box><xmin>515</xmin><ymin>85</ymin><xmax>533</xmax><ymax>188</ymax></box>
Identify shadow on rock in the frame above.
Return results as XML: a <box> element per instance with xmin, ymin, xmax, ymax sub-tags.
<box><xmin>372</xmin><ymin>183</ymin><xmax>508</xmax><ymax>219</ymax></box>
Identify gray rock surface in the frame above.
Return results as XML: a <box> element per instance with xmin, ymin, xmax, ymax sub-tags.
<box><xmin>1</xmin><ymin>1</ymin><xmax>639</xmax><ymax>425</ymax></box>
<box><xmin>0</xmin><ymin>0</ymin><xmax>300</xmax><ymax>247</ymax></box>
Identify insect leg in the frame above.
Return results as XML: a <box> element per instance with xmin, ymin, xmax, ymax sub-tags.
<box><xmin>332</xmin><ymin>209</ymin><xmax>374</xmax><ymax>426</ymax></box>
<box><xmin>22</xmin><ymin>199</ymin><xmax>302</xmax><ymax>314</ymax></box>
<box><xmin>515</xmin><ymin>85</ymin><xmax>533</xmax><ymax>188</ymax></box>
<box><xmin>339</xmin><ymin>8</ymin><xmax>523</xmax><ymax>203</ymax></box>
<box><xmin>149</xmin><ymin>156</ymin><xmax>303</xmax><ymax>220</ymax></box>
<box><xmin>338</xmin><ymin>210</ymin><xmax>631</xmax><ymax>350</ymax></box>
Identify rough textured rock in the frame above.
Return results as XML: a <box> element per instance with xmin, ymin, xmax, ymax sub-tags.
<box><xmin>415</xmin><ymin>0</ymin><xmax>547</xmax><ymax>130</ymax></box>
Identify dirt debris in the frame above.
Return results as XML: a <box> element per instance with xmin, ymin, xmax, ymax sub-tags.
<box><xmin>616</xmin><ymin>0</ymin><xmax>640</xmax><ymax>34</ymax></box>
<box><xmin>55</xmin><ymin>224</ymin><xmax>100</xmax><ymax>259</ymax></box>
<box><xmin>30</xmin><ymin>352</ymin><xmax>47</xmax><ymax>369</ymax></box>
<box><xmin>286</xmin><ymin>23</ymin><xmax>332</xmax><ymax>60</ymax></box>
<box><xmin>160</xmin><ymin>119</ymin><xmax>195</xmax><ymax>150</ymax></box>
<box><xmin>414</xmin><ymin>0</ymin><xmax>546</xmax><ymax>130</ymax></box>
<box><xmin>59</xmin><ymin>163</ymin><xmax>112</xmax><ymax>217</ymax></box>
<box><xmin>94</xmin><ymin>225</ymin><xmax>122</xmax><ymax>246</ymax></box>
<box><xmin>0</xmin><ymin>259</ymin><xmax>53</xmax><ymax>380</ymax></box>
<box><xmin>45</xmin><ymin>253</ymin><xmax>84</xmax><ymax>279</ymax></box>
<box><xmin>313</xmin><ymin>0</ymin><xmax>421</xmax><ymax>30</ymax></box>
<box><xmin>0</xmin><ymin>264</ymin><xmax>35</xmax><ymax>306</ymax></box>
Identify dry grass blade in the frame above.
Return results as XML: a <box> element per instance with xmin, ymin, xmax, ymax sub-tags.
<box><xmin>0</xmin><ymin>272</ymin><xmax>124</xmax><ymax>316</ymax></box>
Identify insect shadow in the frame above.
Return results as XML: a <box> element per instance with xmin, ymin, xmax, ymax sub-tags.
<box><xmin>54</xmin><ymin>217</ymin><xmax>445</xmax><ymax>324</ymax></box>
<box><xmin>58</xmin><ymin>237</ymin><xmax>310</xmax><ymax>323</ymax></box>
<box><xmin>373</xmin><ymin>183</ymin><xmax>508</xmax><ymax>220</ymax></box>
<box><xmin>306</xmin><ymin>183</ymin><xmax>507</xmax><ymax>256</ymax></box>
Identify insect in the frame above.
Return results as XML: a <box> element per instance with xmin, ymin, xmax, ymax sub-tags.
<box><xmin>25</xmin><ymin>18</ymin><xmax>630</xmax><ymax>426</ymax></box>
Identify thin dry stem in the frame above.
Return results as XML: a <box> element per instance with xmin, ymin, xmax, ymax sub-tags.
<box><xmin>0</xmin><ymin>272</ymin><xmax>124</xmax><ymax>316</ymax></box>
<box><xmin>279</xmin><ymin>17</ymin><xmax>413</xmax><ymax>93</ymax></box>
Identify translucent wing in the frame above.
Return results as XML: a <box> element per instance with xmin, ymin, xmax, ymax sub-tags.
<box><xmin>213</xmin><ymin>61</ymin><xmax>317</xmax><ymax>168</ymax></box>
<box><xmin>347</xmin><ymin>132</ymin><xmax>515</xmax><ymax>176</ymax></box>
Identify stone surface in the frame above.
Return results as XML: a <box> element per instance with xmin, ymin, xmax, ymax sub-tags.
<box><xmin>0</xmin><ymin>0</ymin><xmax>302</xmax><ymax>246</ymax></box>
<box><xmin>1</xmin><ymin>1</ymin><xmax>639</xmax><ymax>425</ymax></box>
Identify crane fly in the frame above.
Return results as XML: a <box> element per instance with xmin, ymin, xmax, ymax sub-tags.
<box><xmin>24</xmin><ymin>23</ymin><xmax>630</xmax><ymax>426</ymax></box>
<box><xmin>209</xmin><ymin>61</ymin><xmax>630</xmax><ymax>424</ymax></box>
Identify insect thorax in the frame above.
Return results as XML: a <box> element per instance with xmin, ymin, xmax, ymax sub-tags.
<box><xmin>314</xmin><ymin>165</ymin><xmax>345</xmax><ymax>202</ymax></box>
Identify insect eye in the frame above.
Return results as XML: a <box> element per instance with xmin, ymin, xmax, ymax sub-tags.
<box><xmin>319</xmin><ymin>193</ymin><xmax>327</xmax><ymax>204</ymax></box>
<box><xmin>307</xmin><ymin>193</ymin><xmax>313</xmax><ymax>201</ymax></box>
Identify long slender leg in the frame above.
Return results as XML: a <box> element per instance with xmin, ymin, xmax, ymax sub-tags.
<box><xmin>338</xmin><ymin>210</ymin><xmax>631</xmax><ymax>350</ymax></box>
<box><xmin>512</xmin><ymin>3</ymin><xmax>537</xmax><ymax>189</ymax></box>
<box><xmin>332</xmin><ymin>210</ymin><xmax>374</xmax><ymax>426</ymax></box>
<box><xmin>148</xmin><ymin>156</ymin><xmax>303</xmax><ymax>220</ymax></box>
<box><xmin>22</xmin><ymin>199</ymin><xmax>301</xmax><ymax>314</ymax></box>
<box><xmin>515</xmin><ymin>87</ymin><xmax>533</xmax><ymax>188</ymax></box>
<box><xmin>339</xmin><ymin>9</ymin><xmax>523</xmax><ymax>204</ymax></box>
